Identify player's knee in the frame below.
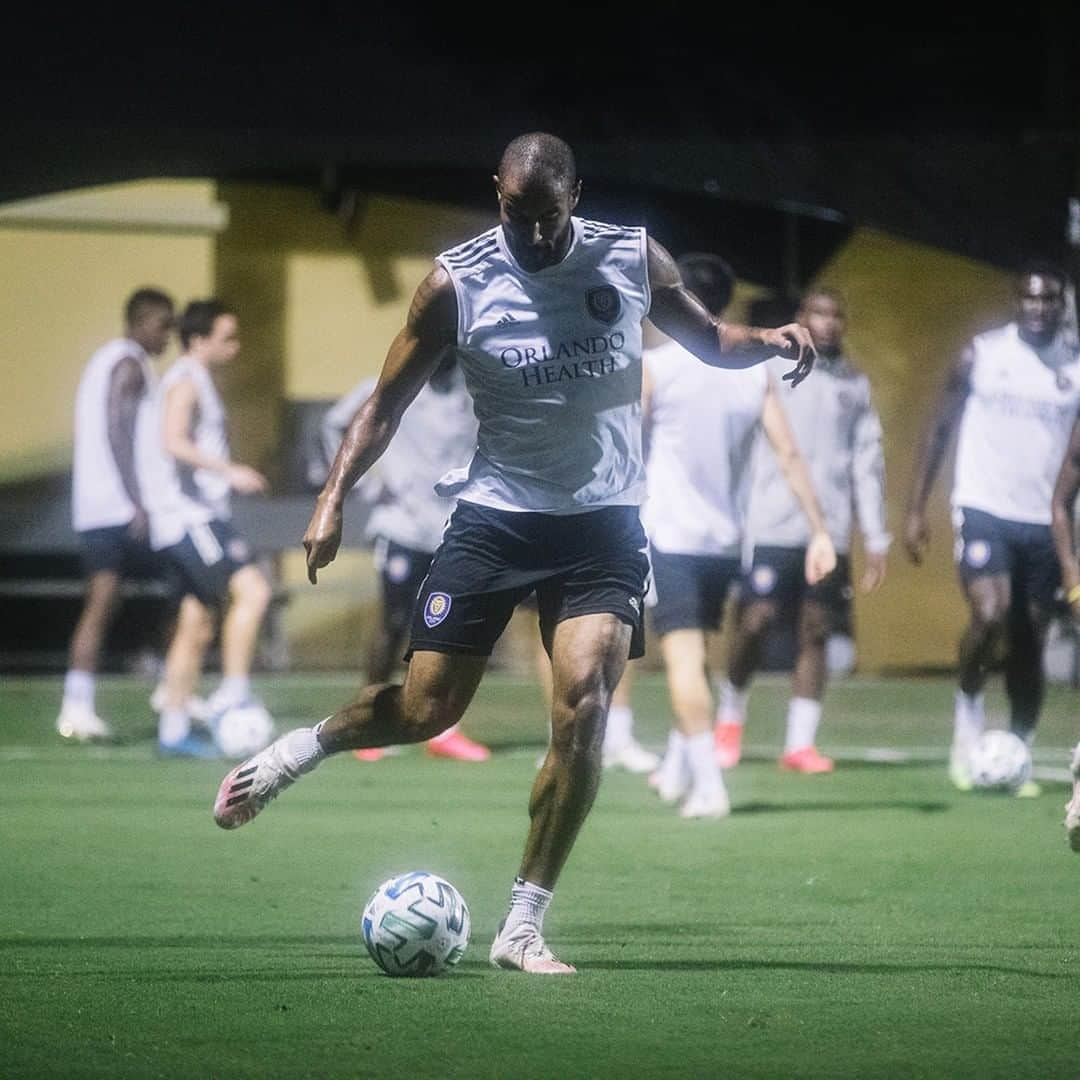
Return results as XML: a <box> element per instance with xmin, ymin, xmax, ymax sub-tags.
<box><xmin>409</xmin><ymin>696</ymin><xmax>462</xmax><ymax>741</ymax></box>
<box><xmin>740</xmin><ymin>602</ymin><xmax>777</xmax><ymax>638</ymax></box>
<box><xmin>551</xmin><ymin>682</ymin><xmax>607</xmax><ymax>760</ymax></box>
<box><xmin>239</xmin><ymin>570</ymin><xmax>272</xmax><ymax>614</ymax></box>
<box><xmin>970</xmin><ymin>599</ymin><xmax>1007</xmax><ymax>635</ymax></box>
<box><xmin>800</xmin><ymin>614</ymin><xmax>830</xmax><ymax>651</ymax></box>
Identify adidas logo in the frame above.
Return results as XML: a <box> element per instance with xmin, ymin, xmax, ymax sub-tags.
<box><xmin>495</xmin><ymin>313</ymin><xmax>517</xmax><ymax>328</ymax></box>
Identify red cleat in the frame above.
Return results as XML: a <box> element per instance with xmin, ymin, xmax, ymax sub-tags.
<box><xmin>353</xmin><ymin>748</ymin><xmax>385</xmax><ymax>762</ymax></box>
<box><xmin>426</xmin><ymin>728</ymin><xmax>491</xmax><ymax>762</ymax></box>
<box><xmin>714</xmin><ymin>721</ymin><xmax>744</xmax><ymax>768</ymax></box>
<box><xmin>779</xmin><ymin>746</ymin><xmax>835</xmax><ymax>773</ymax></box>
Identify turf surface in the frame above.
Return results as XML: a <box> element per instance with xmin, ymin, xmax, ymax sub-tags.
<box><xmin>1</xmin><ymin>673</ymin><xmax>1077</xmax><ymax>1079</ymax></box>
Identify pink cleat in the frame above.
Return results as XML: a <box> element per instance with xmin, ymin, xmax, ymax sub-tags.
<box><xmin>714</xmin><ymin>721</ymin><xmax>744</xmax><ymax>768</ymax></box>
<box><xmin>426</xmin><ymin>728</ymin><xmax>491</xmax><ymax>762</ymax></box>
<box><xmin>213</xmin><ymin>737</ymin><xmax>304</xmax><ymax>829</ymax></box>
<box><xmin>353</xmin><ymin>748</ymin><xmax>385</xmax><ymax>762</ymax></box>
<box><xmin>489</xmin><ymin>922</ymin><xmax>576</xmax><ymax>975</ymax></box>
<box><xmin>779</xmin><ymin>746</ymin><xmax>835</xmax><ymax>774</ymax></box>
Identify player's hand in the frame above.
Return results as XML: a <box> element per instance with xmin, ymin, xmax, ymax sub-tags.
<box><xmin>1065</xmin><ymin>568</ymin><xmax>1080</xmax><ymax>621</ymax></box>
<box><xmin>303</xmin><ymin>496</ymin><xmax>344</xmax><ymax>584</ymax></box>
<box><xmin>804</xmin><ymin>531</ymin><xmax>837</xmax><ymax>586</ymax></box>
<box><xmin>762</xmin><ymin>324</ymin><xmax>817</xmax><ymax>388</ymax></box>
<box><xmin>127</xmin><ymin>506</ymin><xmax>149</xmax><ymax>542</ymax></box>
<box><xmin>903</xmin><ymin>511</ymin><xmax>929</xmax><ymax>565</ymax></box>
<box><xmin>227</xmin><ymin>463</ymin><xmax>269</xmax><ymax>495</ymax></box>
<box><xmin>860</xmin><ymin>551</ymin><xmax>888</xmax><ymax>594</ymax></box>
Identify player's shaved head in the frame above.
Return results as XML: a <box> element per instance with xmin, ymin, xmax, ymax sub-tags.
<box><xmin>498</xmin><ymin>133</ymin><xmax>577</xmax><ymax>194</ymax></box>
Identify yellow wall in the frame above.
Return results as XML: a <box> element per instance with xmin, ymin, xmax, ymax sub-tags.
<box><xmin>0</xmin><ymin>181</ymin><xmax>219</xmax><ymax>481</ymax></box>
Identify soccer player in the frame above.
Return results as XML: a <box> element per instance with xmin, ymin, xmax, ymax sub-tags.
<box><xmin>904</xmin><ymin>263</ymin><xmax>1080</xmax><ymax>792</ymax></box>
<box><xmin>322</xmin><ymin>353</ymin><xmax>491</xmax><ymax>762</ymax></box>
<box><xmin>214</xmin><ymin>133</ymin><xmax>815</xmax><ymax>974</ymax></box>
<box><xmin>644</xmin><ymin>255</ymin><xmax>837</xmax><ymax>817</ymax></box>
<box><xmin>148</xmin><ymin>300</ymin><xmax>272</xmax><ymax>756</ymax></box>
<box><xmin>58</xmin><ymin>288</ymin><xmax>175</xmax><ymax>741</ymax></box>
<box><xmin>1049</xmin><ymin>414</ymin><xmax>1080</xmax><ymax>845</ymax></box>
<box><xmin>720</xmin><ymin>288</ymin><xmax>889</xmax><ymax>773</ymax></box>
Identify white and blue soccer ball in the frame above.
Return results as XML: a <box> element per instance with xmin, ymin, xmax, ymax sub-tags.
<box><xmin>214</xmin><ymin>702</ymin><xmax>275</xmax><ymax>759</ymax></box>
<box><xmin>362</xmin><ymin>871</ymin><xmax>470</xmax><ymax>977</ymax></box>
<box><xmin>969</xmin><ymin>730</ymin><xmax>1032</xmax><ymax>792</ymax></box>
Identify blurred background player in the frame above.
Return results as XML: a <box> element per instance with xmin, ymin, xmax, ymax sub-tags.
<box><xmin>1049</xmin><ymin>411</ymin><xmax>1080</xmax><ymax>845</ymax></box>
<box><xmin>321</xmin><ymin>352</ymin><xmax>491</xmax><ymax>762</ymax></box>
<box><xmin>642</xmin><ymin>254</ymin><xmax>836</xmax><ymax>817</ymax></box>
<box><xmin>905</xmin><ymin>262</ymin><xmax>1080</xmax><ymax>793</ymax></box>
<box><xmin>721</xmin><ymin>287</ymin><xmax>890</xmax><ymax>773</ymax></box>
<box><xmin>57</xmin><ymin>287</ymin><xmax>175</xmax><ymax>741</ymax></box>
<box><xmin>148</xmin><ymin>300</ymin><xmax>271</xmax><ymax>756</ymax></box>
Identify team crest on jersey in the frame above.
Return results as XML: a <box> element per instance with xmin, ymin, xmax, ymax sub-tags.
<box><xmin>751</xmin><ymin>565</ymin><xmax>777</xmax><ymax>595</ymax></box>
<box><xmin>964</xmin><ymin>540</ymin><xmax>991</xmax><ymax>569</ymax></box>
<box><xmin>586</xmin><ymin>286</ymin><xmax>622</xmax><ymax>325</ymax></box>
<box><xmin>423</xmin><ymin>592</ymin><xmax>453</xmax><ymax>628</ymax></box>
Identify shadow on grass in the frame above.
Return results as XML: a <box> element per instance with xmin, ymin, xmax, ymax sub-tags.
<box><xmin>578</xmin><ymin>957</ymin><xmax>1067</xmax><ymax>978</ymax></box>
<box><xmin>735</xmin><ymin>799</ymin><xmax>949</xmax><ymax>815</ymax></box>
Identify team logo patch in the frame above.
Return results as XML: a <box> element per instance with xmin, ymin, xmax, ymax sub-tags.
<box><xmin>586</xmin><ymin>285</ymin><xmax>622</xmax><ymax>325</ymax></box>
<box><xmin>751</xmin><ymin>565</ymin><xmax>778</xmax><ymax>595</ymax></box>
<box><xmin>964</xmin><ymin>540</ymin><xmax>991</xmax><ymax>569</ymax></box>
<box><xmin>386</xmin><ymin>554</ymin><xmax>411</xmax><ymax>584</ymax></box>
<box><xmin>423</xmin><ymin>592</ymin><xmax>453</xmax><ymax>628</ymax></box>
<box><xmin>227</xmin><ymin>537</ymin><xmax>251</xmax><ymax>563</ymax></box>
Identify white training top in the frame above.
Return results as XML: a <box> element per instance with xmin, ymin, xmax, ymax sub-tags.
<box><xmin>641</xmin><ymin>339</ymin><xmax>768</xmax><ymax>557</ymax></box>
<box><xmin>321</xmin><ymin>365</ymin><xmax>478</xmax><ymax>553</ymax></box>
<box><xmin>145</xmin><ymin>356</ymin><xmax>232</xmax><ymax>549</ymax></box>
<box><xmin>434</xmin><ymin>217</ymin><xmax>650</xmax><ymax>513</ymax></box>
<box><xmin>953</xmin><ymin>322</ymin><xmax>1080</xmax><ymax>525</ymax></box>
<box><xmin>72</xmin><ymin>337</ymin><xmax>155</xmax><ymax>532</ymax></box>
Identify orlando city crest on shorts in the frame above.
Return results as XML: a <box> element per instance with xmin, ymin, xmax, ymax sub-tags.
<box><xmin>586</xmin><ymin>285</ymin><xmax>621</xmax><ymax>325</ymax></box>
<box><xmin>423</xmin><ymin>591</ymin><xmax>453</xmax><ymax>628</ymax></box>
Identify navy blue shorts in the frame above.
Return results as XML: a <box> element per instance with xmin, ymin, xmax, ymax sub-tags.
<box><xmin>649</xmin><ymin>547</ymin><xmax>741</xmax><ymax>636</ymax></box>
<box><xmin>742</xmin><ymin>545</ymin><xmax>852</xmax><ymax>615</ymax></box>
<box><xmin>78</xmin><ymin>524</ymin><xmax>162</xmax><ymax>577</ymax></box>
<box><xmin>407</xmin><ymin>501</ymin><xmax>649</xmax><ymax>660</ymax></box>
<box><xmin>953</xmin><ymin>507</ymin><xmax>1060</xmax><ymax>608</ymax></box>
<box><xmin>161</xmin><ymin>520</ymin><xmax>255</xmax><ymax>608</ymax></box>
<box><xmin>373</xmin><ymin>536</ymin><xmax>434</xmax><ymax>637</ymax></box>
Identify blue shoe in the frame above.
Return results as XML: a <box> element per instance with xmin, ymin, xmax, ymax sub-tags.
<box><xmin>158</xmin><ymin>732</ymin><xmax>221</xmax><ymax>760</ymax></box>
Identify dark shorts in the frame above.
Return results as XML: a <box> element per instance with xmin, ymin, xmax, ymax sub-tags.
<box><xmin>78</xmin><ymin>524</ymin><xmax>161</xmax><ymax>576</ymax></box>
<box><xmin>373</xmin><ymin>536</ymin><xmax>434</xmax><ymax>636</ymax></box>
<box><xmin>407</xmin><ymin>501</ymin><xmax>649</xmax><ymax>661</ymax></box>
<box><xmin>742</xmin><ymin>545</ymin><xmax>853</xmax><ymax>616</ymax></box>
<box><xmin>161</xmin><ymin>520</ymin><xmax>255</xmax><ymax>608</ymax></box>
<box><xmin>954</xmin><ymin>507</ymin><xmax>1060</xmax><ymax>608</ymax></box>
<box><xmin>650</xmin><ymin>547</ymin><xmax>741</xmax><ymax>636</ymax></box>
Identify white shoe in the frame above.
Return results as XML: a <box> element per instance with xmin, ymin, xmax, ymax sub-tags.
<box><xmin>680</xmin><ymin>787</ymin><xmax>731</xmax><ymax>819</ymax></box>
<box><xmin>489</xmin><ymin>921</ymin><xmax>576</xmax><ymax>975</ymax></box>
<box><xmin>1065</xmin><ymin>744</ymin><xmax>1080</xmax><ymax>852</ymax></box>
<box><xmin>213</xmin><ymin>734</ymin><xmax>305</xmax><ymax>829</ymax></box>
<box><xmin>650</xmin><ymin>758</ymin><xmax>691</xmax><ymax>804</ymax></box>
<box><xmin>56</xmin><ymin>702</ymin><xmax>112</xmax><ymax>742</ymax></box>
<box><xmin>150</xmin><ymin>683</ymin><xmax>213</xmax><ymax>725</ymax></box>
<box><xmin>948</xmin><ymin>740</ymin><xmax>973</xmax><ymax>792</ymax></box>
<box><xmin>603</xmin><ymin>738</ymin><xmax>660</xmax><ymax>773</ymax></box>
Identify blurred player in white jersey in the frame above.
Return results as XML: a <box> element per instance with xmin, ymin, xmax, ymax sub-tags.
<box><xmin>322</xmin><ymin>354</ymin><xmax>491</xmax><ymax>762</ymax></box>
<box><xmin>642</xmin><ymin>255</ymin><xmax>836</xmax><ymax>817</ymax></box>
<box><xmin>214</xmin><ymin>133</ymin><xmax>816</xmax><ymax>974</ymax></box>
<box><xmin>148</xmin><ymin>300</ymin><xmax>271</xmax><ymax>756</ymax></box>
<box><xmin>905</xmin><ymin>262</ymin><xmax>1080</xmax><ymax>794</ymax></box>
<box><xmin>722</xmin><ymin>288</ymin><xmax>890</xmax><ymax>773</ymax></box>
<box><xmin>58</xmin><ymin>288</ymin><xmax>174</xmax><ymax>742</ymax></box>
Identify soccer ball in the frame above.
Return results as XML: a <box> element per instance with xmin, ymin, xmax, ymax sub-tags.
<box><xmin>969</xmin><ymin>730</ymin><xmax>1032</xmax><ymax>792</ymax></box>
<box><xmin>362</xmin><ymin>871</ymin><xmax>470</xmax><ymax>977</ymax></box>
<box><xmin>215</xmin><ymin>702</ymin><xmax>275</xmax><ymax>758</ymax></box>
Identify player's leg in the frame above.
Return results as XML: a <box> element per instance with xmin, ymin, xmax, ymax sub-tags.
<box><xmin>158</xmin><ymin>594</ymin><xmax>217</xmax><ymax>753</ymax></box>
<box><xmin>59</xmin><ymin>567</ymin><xmax>121</xmax><ymax>740</ymax></box>
<box><xmin>779</xmin><ymin>598</ymin><xmax>835</xmax><ymax>773</ymax></box>
<box><xmin>213</xmin><ymin>564</ymin><xmax>272</xmax><ymax>706</ymax></box>
<box><xmin>1065</xmin><ymin>742</ymin><xmax>1080</xmax><ymax>851</ymax></box>
<box><xmin>366</xmin><ymin>539</ymin><xmax>421</xmax><ymax>685</ymax></box>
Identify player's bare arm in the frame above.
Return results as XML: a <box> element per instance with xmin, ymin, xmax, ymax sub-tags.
<box><xmin>303</xmin><ymin>264</ymin><xmax>457</xmax><ymax>583</ymax></box>
<box><xmin>1050</xmin><ymin>414</ymin><xmax>1080</xmax><ymax>615</ymax></box>
<box><xmin>903</xmin><ymin>346</ymin><xmax>973</xmax><ymax>564</ymax></box>
<box><xmin>163</xmin><ymin>379</ymin><xmax>268</xmax><ymax>496</ymax></box>
<box><xmin>106</xmin><ymin>356</ymin><xmax>148</xmax><ymax>538</ymax></box>
<box><xmin>645</xmin><ymin>237</ymin><xmax>816</xmax><ymax>385</ymax></box>
<box><xmin>761</xmin><ymin>377</ymin><xmax>837</xmax><ymax>584</ymax></box>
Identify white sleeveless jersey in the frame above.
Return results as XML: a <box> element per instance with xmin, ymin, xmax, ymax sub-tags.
<box><xmin>434</xmin><ymin>217</ymin><xmax>650</xmax><ymax>512</ymax></box>
<box><xmin>146</xmin><ymin>357</ymin><xmax>232</xmax><ymax>549</ymax></box>
<box><xmin>952</xmin><ymin>323</ymin><xmax>1080</xmax><ymax>525</ymax></box>
<box><xmin>72</xmin><ymin>338</ymin><xmax>155</xmax><ymax>532</ymax></box>
<box><xmin>323</xmin><ymin>367</ymin><xmax>478</xmax><ymax>552</ymax></box>
<box><xmin>641</xmin><ymin>339</ymin><xmax>768</xmax><ymax>556</ymax></box>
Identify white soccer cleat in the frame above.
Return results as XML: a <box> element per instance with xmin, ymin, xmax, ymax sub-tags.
<box><xmin>650</xmin><ymin>758</ymin><xmax>691</xmax><ymax>804</ymax></box>
<box><xmin>1065</xmin><ymin>744</ymin><xmax>1080</xmax><ymax>852</ymax></box>
<box><xmin>603</xmin><ymin>738</ymin><xmax>660</xmax><ymax>774</ymax></box>
<box><xmin>489</xmin><ymin>922</ymin><xmax>576</xmax><ymax>975</ymax></box>
<box><xmin>679</xmin><ymin>788</ymin><xmax>731</xmax><ymax>820</ymax></box>
<box><xmin>56</xmin><ymin>702</ymin><xmax>112</xmax><ymax>742</ymax></box>
<box><xmin>213</xmin><ymin>735</ymin><xmax>304</xmax><ymax>830</ymax></box>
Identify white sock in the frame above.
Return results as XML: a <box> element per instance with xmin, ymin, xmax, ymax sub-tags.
<box><xmin>285</xmin><ymin>723</ymin><xmax>328</xmax><ymax>773</ymax></box>
<box><xmin>657</xmin><ymin>729</ymin><xmax>686</xmax><ymax>779</ymax></box>
<box><xmin>953</xmin><ymin>691</ymin><xmax>985</xmax><ymax>747</ymax></box>
<box><xmin>503</xmin><ymin>877</ymin><xmax>553</xmax><ymax>937</ymax></box>
<box><xmin>717</xmin><ymin>679</ymin><xmax>748</xmax><ymax>725</ymax></box>
<box><xmin>784</xmin><ymin>697</ymin><xmax>822</xmax><ymax>753</ymax></box>
<box><xmin>685</xmin><ymin>731</ymin><xmax>722</xmax><ymax>796</ymax></box>
<box><xmin>63</xmin><ymin>670</ymin><xmax>95</xmax><ymax>709</ymax></box>
<box><xmin>159</xmin><ymin>708</ymin><xmax>190</xmax><ymax>745</ymax></box>
<box><xmin>214</xmin><ymin>676</ymin><xmax>251</xmax><ymax>709</ymax></box>
<box><xmin>605</xmin><ymin>704</ymin><xmax>633</xmax><ymax>749</ymax></box>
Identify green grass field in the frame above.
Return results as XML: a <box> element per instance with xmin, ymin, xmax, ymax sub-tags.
<box><xmin>2</xmin><ymin>672</ymin><xmax>1078</xmax><ymax>1079</ymax></box>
